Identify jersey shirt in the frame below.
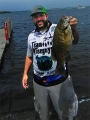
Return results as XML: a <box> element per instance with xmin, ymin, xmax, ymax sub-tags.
<box><xmin>27</xmin><ymin>22</ymin><xmax>66</xmax><ymax>78</ymax></box>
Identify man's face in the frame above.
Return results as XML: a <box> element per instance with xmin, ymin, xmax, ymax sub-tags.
<box><xmin>32</xmin><ymin>13</ymin><xmax>48</xmax><ymax>30</ymax></box>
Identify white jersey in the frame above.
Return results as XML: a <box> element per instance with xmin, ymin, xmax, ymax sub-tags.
<box><xmin>27</xmin><ymin>23</ymin><xmax>57</xmax><ymax>77</ymax></box>
<box><xmin>27</xmin><ymin>23</ymin><xmax>67</xmax><ymax>77</ymax></box>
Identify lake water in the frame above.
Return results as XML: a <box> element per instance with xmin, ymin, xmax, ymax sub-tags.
<box><xmin>0</xmin><ymin>7</ymin><xmax>90</xmax><ymax>120</ymax></box>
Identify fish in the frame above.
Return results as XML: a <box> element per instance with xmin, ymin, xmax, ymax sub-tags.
<box><xmin>51</xmin><ymin>16</ymin><xmax>74</xmax><ymax>77</ymax></box>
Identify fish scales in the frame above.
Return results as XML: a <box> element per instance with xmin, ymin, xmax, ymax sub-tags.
<box><xmin>52</xmin><ymin>16</ymin><xmax>74</xmax><ymax>77</ymax></box>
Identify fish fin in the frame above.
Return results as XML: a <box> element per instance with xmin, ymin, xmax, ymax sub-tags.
<box><xmin>51</xmin><ymin>47</ymin><xmax>57</xmax><ymax>61</ymax></box>
<box><xmin>55</xmin><ymin>66</ymin><xmax>61</xmax><ymax>75</ymax></box>
<box><xmin>71</xmin><ymin>34</ymin><xmax>74</xmax><ymax>41</ymax></box>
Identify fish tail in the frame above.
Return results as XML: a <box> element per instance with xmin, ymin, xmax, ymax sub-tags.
<box><xmin>55</xmin><ymin>64</ymin><xmax>66</xmax><ymax>77</ymax></box>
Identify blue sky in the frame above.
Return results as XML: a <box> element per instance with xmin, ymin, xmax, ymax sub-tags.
<box><xmin>0</xmin><ymin>0</ymin><xmax>90</xmax><ymax>11</ymax></box>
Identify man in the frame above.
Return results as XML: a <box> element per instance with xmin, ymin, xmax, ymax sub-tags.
<box><xmin>22</xmin><ymin>5</ymin><xmax>79</xmax><ymax>120</ymax></box>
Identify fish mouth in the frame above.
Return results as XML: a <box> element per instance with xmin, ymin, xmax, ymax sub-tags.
<box><xmin>60</xmin><ymin>16</ymin><xmax>70</xmax><ymax>31</ymax></box>
<box><xmin>62</xmin><ymin>16</ymin><xmax>71</xmax><ymax>22</ymax></box>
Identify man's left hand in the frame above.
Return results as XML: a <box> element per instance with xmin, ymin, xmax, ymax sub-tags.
<box><xmin>69</xmin><ymin>16</ymin><xmax>78</xmax><ymax>30</ymax></box>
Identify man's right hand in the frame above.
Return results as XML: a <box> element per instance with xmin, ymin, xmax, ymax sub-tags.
<box><xmin>22</xmin><ymin>74</ymin><xmax>29</xmax><ymax>89</ymax></box>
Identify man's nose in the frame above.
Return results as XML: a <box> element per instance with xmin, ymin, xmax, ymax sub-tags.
<box><xmin>36</xmin><ymin>16</ymin><xmax>42</xmax><ymax>20</ymax></box>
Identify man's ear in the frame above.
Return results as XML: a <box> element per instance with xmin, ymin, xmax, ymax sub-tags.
<box><xmin>46</xmin><ymin>14</ymin><xmax>48</xmax><ymax>18</ymax></box>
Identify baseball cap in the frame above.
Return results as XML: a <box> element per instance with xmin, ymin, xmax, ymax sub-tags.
<box><xmin>31</xmin><ymin>5</ymin><xmax>47</xmax><ymax>16</ymax></box>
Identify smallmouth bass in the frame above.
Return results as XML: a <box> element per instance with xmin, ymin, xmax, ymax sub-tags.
<box><xmin>52</xmin><ymin>16</ymin><xmax>74</xmax><ymax>77</ymax></box>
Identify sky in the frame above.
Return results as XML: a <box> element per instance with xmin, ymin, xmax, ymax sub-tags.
<box><xmin>0</xmin><ymin>0</ymin><xmax>90</xmax><ymax>11</ymax></box>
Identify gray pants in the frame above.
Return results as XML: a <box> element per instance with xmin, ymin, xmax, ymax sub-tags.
<box><xmin>33</xmin><ymin>75</ymin><xmax>78</xmax><ymax>120</ymax></box>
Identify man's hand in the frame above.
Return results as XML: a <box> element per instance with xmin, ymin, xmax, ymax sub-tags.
<box><xmin>22</xmin><ymin>74</ymin><xmax>29</xmax><ymax>89</ymax></box>
<box><xmin>69</xmin><ymin>16</ymin><xmax>78</xmax><ymax>30</ymax></box>
<box><xmin>69</xmin><ymin>16</ymin><xmax>79</xmax><ymax>44</ymax></box>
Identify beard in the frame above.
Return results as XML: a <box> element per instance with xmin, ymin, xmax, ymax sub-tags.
<box><xmin>34</xmin><ymin>20</ymin><xmax>48</xmax><ymax>30</ymax></box>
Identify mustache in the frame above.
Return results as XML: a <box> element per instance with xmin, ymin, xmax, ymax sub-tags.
<box><xmin>36</xmin><ymin>20</ymin><xmax>44</xmax><ymax>24</ymax></box>
<box><xmin>34</xmin><ymin>20</ymin><xmax>48</xmax><ymax>30</ymax></box>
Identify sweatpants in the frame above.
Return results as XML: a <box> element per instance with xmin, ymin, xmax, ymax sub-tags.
<box><xmin>33</xmin><ymin>75</ymin><xmax>78</xmax><ymax>120</ymax></box>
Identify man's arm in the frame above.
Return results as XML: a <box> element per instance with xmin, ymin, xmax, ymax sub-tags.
<box><xmin>23</xmin><ymin>56</ymin><xmax>32</xmax><ymax>75</ymax></box>
<box><xmin>22</xmin><ymin>56</ymin><xmax>32</xmax><ymax>89</ymax></box>
<box><xmin>69</xmin><ymin>16</ymin><xmax>79</xmax><ymax>44</ymax></box>
<box><xmin>72</xmin><ymin>27</ymin><xmax>79</xmax><ymax>44</ymax></box>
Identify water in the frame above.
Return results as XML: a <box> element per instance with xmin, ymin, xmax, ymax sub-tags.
<box><xmin>0</xmin><ymin>7</ymin><xmax>90</xmax><ymax>119</ymax></box>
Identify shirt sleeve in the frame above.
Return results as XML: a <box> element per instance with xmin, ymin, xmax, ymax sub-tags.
<box><xmin>26</xmin><ymin>36</ymin><xmax>33</xmax><ymax>57</ymax></box>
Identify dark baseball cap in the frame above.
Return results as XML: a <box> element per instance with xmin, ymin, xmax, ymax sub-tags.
<box><xmin>31</xmin><ymin>5</ymin><xmax>47</xmax><ymax>16</ymax></box>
